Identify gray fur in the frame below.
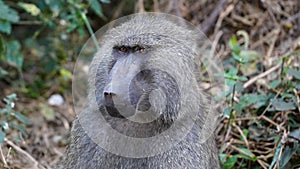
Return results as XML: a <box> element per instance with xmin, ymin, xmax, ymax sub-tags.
<box><xmin>57</xmin><ymin>14</ymin><xmax>220</xmax><ymax>169</ymax></box>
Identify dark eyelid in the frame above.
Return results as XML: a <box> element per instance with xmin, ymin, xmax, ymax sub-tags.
<box><xmin>119</xmin><ymin>46</ymin><xmax>128</xmax><ymax>52</ymax></box>
<box><xmin>134</xmin><ymin>46</ymin><xmax>145</xmax><ymax>52</ymax></box>
<box><xmin>113</xmin><ymin>45</ymin><xmax>146</xmax><ymax>54</ymax></box>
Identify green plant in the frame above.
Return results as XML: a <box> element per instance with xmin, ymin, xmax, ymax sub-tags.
<box><xmin>220</xmin><ymin>31</ymin><xmax>300</xmax><ymax>169</ymax></box>
<box><xmin>0</xmin><ymin>93</ymin><xmax>31</xmax><ymax>143</ymax></box>
<box><xmin>0</xmin><ymin>0</ymin><xmax>108</xmax><ymax>97</ymax></box>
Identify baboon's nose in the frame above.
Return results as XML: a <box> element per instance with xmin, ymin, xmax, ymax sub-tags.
<box><xmin>103</xmin><ymin>92</ymin><xmax>125</xmax><ymax>118</ymax></box>
<box><xmin>103</xmin><ymin>92</ymin><xmax>115</xmax><ymax>106</ymax></box>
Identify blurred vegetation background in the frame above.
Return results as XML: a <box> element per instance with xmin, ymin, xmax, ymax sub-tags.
<box><xmin>0</xmin><ymin>0</ymin><xmax>299</xmax><ymax>168</ymax></box>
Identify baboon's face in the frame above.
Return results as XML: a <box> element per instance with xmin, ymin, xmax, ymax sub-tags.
<box><xmin>91</xmin><ymin>16</ymin><xmax>200</xmax><ymax>123</ymax></box>
<box><xmin>100</xmin><ymin>40</ymin><xmax>180</xmax><ymax>122</ymax></box>
<box><xmin>103</xmin><ymin>45</ymin><xmax>152</xmax><ymax>118</ymax></box>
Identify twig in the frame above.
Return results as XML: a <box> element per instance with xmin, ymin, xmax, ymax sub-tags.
<box><xmin>279</xmin><ymin>10</ymin><xmax>300</xmax><ymax>28</ymax></box>
<box><xmin>172</xmin><ymin>0</ymin><xmax>182</xmax><ymax>18</ymax></box>
<box><xmin>251</xmin><ymin>10</ymin><xmax>300</xmax><ymax>50</ymax></box>
<box><xmin>224</xmin><ymin>116</ymin><xmax>257</xmax><ymax>122</ymax></box>
<box><xmin>259</xmin><ymin>90</ymin><xmax>281</xmax><ymax>117</ymax></box>
<box><xmin>266</xmin><ymin>29</ymin><xmax>280</xmax><ymax>64</ymax></box>
<box><xmin>243</xmin><ymin>63</ymin><xmax>281</xmax><ymax>88</ymax></box>
<box><xmin>220</xmin><ymin>138</ymin><xmax>233</xmax><ymax>153</ymax></box>
<box><xmin>201</xmin><ymin>0</ymin><xmax>228</xmax><ymax>35</ymax></box>
<box><xmin>257</xmin><ymin>159</ymin><xmax>269</xmax><ymax>169</ymax></box>
<box><xmin>15</xmin><ymin>21</ymin><xmax>42</xmax><ymax>25</ymax></box>
<box><xmin>5</xmin><ymin>138</ymin><xmax>42</xmax><ymax>169</ymax></box>
<box><xmin>275</xmin><ymin>132</ymin><xmax>288</xmax><ymax>169</ymax></box>
<box><xmin>293</xmin><ymin>89</ymin><xmax>300</xmax><ymax>113</ymax></box>
<box><xmin>232</xmin><ymin>123</ymin><xmax>249</xmax><ymax>149</ymax></box>
<box><xmin>223</xmin><ymin>123</ymin><xmax>232</xmax><ymax>145</ymax></box>
<box><xmin>80</xmin><ymin>12</ymin><xmax>100</xmax><ymax>51</ymax></box>
<box><xmin>153</xmin><ymin>0</ymin><xmax>160</xmax><ymax>12</ymax></box>
<box><xmin>214</xmin><ymin>3</ymin><xmax>235</xmax><ymax>35</ymax></box>
<box><xmin>138</xmin><ymin>0</ymin><xmax>145</xmax><ymax>13</ymax></box>
<box><xmin>251</xmin><ymin>29</ymin><xmax>279</xmax><ymax>49</ymax></box>
<box><xmin>230</xmin><ymin>144</ymin><xmax>255</xmax><ymax>158</ymax></box>
<box><xmin>111</xmin><ymin>0</ymin><xmax>126</xmax><ymax>21</ymax></box>
<box><xmin>0</xmin><ymin>145</ymin><xmax>8</xmax><ymax>168</ymax></box>
<box><xmin>260</xmin><ymin>115</ymin><xmax>282</xmax><ymax>130</ymax></box>
<box><xmin>207</xmin><ymin>31</ymin><xmax>224</xmax><ymax>76</ymax></box>
<box><xmin>210</xmin><ymin>31</ymin><xmax>223</xmax><ymax>59</ymax></box>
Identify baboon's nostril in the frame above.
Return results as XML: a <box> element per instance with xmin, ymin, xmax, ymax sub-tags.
<box><xmin>103</xmin><ymin>92</ymin><xmax>116</xmax><ymax>106</ymax></box>
<box><xmin>104</xmin><ymin>92</ymin><xmax>115</xmax><ymax>96</ymax></box>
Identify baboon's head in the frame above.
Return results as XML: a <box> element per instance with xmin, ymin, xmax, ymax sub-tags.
<box><xmin>74</xmin><ymin>13</ymin><xmax>220</xmax><ymax>157</ymax></box>
<box><xmin>89</xmin><ymin>14</ymin><xmax>203</xmax><ymax>125</ymax></box>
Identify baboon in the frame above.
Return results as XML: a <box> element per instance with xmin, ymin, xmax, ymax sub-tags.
<box><xmin>58</xmin><ymin>13</ymin><xmax>220</xmax><ymax>169</ymax></box>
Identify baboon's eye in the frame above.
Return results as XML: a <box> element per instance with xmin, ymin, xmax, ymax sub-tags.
<box><xmin>139</xmin><ymin>47</ymin><xmax>145</xmax><ymax>53</ymax></box>
<box><xmin>134</xmin><ymin>46</ymin><xmax>145</xmax><ymax>53</ymax></box>
<box><xmin>119</xmin><ymin>46</ymin><xmax>128</xmax><ymax>53</ymax></box>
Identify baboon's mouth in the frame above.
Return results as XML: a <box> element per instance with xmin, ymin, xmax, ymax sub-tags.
<box><xmin>105</xmin><ymin>105</ymin><xmax>125</xmax><ymax>118</ymax></box>
<box><xmin>104</xmin><ymin>99</ymin><xmax>151</xmax><ymax>119</ymax></box>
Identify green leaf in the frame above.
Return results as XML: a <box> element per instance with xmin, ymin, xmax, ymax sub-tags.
<box><xmin>295</xmin><ymin>82</ymin><xmax>300</xmax><ymax>89</ymax></box>
<box><xmin>239</xmin><ymin>50</ymin><xmax>259</xmax><ymax>61</ymax></box>
<box><xmin>0</xmin><ymin>1</ymin><xmax>19</xmax><ymax>23</ymax></box>
<box><xmin>0</xmin><ymin>107</ymin><xmax>8</xmax><ymax>114</ymax></box>
<box><xmin>224</xmin><ymin>73</ymin><xmax>248</xmax><ymax>81</ymax></box>
<box><xmin>240</xmin><ymin>94</ymin><xmax>268</xmax><ymax>109</ymax></box>
<box><xmin>67</xmin><ymin>21</ymin><xmax>78</xmax><ymax>33</ymax></box>
<box><xmin>13</xmin><ymin>112</ymin><xmax>31</xmax><ymax>125</ymax></box>
<box><xmin>225</xmin><ymin>78</ymin><xmax>236</xmax><ymax>87</ymax></box>
<box><xmin>238</xmin><ymin>148</ymin><xmax>257</xmax><ymax>161</ymax></box>
<box><xmin>229</xmin><ymin>36</ymin><xmax>237</xmax><ymax>49</ymax></box>
<box><xmin>18</xmin><ymin>2</ymin><xmax>41</xmax><ymax>16</ymax></box>
<box><xmin>39</xmin><ymin>103</ymin><xmax>56</xmax><ymax>121</ymax></box>
<box><xmin>270</xmin><ymin>98</ymin><xmax>296</xmax><ymax>111</ymax></box>
<box><xmin>239</xmin><ymin>76</ymin><xmax>248</xmax><ymax>81</ymax></box>
<box><xmin>88</xmin><ymin>0</ymin><xmax>104</xmax><ymax>17</ymax></box>
<box><xmin>0</xmin><ymin>130</ymin><xmax>5</xmax><ymax>144</ymax></box>
<box><xmin>270</xmin><ymin>142</ymin><xmax>282</xmax><ymax>169</ymax></box>
<box><xmin>242</xmin><ymin>94</ymin><xmax>267</xmax><ymax>107</ymax></box>
<box><xmin>0</xmin><ymin>36</ymin><xmax>4</xmax><ymax>55</ymax></box>
<box><xmin>269</xmin><ymin>79</ymin><xmax>281</xmax><ymax>89</ymax></box>
<box><xmin>6</xmin><ymin>93</ymin><xmax>17</xmax><ymax>101</ymax></box>
<box><xmin>229</xmin><ymin>36</ymin><xmax>241</xmax><ymax>55</ymax></box>
<box><xmin>12</xmin><ymin>136</ymin><xmax>21</xmax><ymax>142</ymax></box>
<box><xmin>100</xmin><ymin>0</ymin><xmax>110</xmax><ymax>3</ymax></box>
<box><xmin>0</xmin><ymin>121</ymin><xmax>8</xmax><ymax>130</ymax></box>
<box><xmin>239</xmin><ymin>153</ymin><xmax>257</xmax><ymax>161</ymax></box>
<box><xmin>287</xmin><ymin>68</ymin><xmax>300</xmax><ymax>80</ymax></box>
<box><xmin>4</xmin><ymin>40</ymin><xmax>24</xmax><ymax>69</ymax></box>
<box><xmin>289</xmin><ymin>128</ymin><xmax>300</xmax><ymax>140</ymax></box>
<box><xmin>233</xmin><ymin>52</ymin><xmax>249</xmax><ymax>63</ymax></box>
<box><xmin>222</xmin><ymin>155</ymin><xmax>238</xmax><ymax>169</ymax></box>
<box><xmin>223</xmin><ymin>107</ymin><xmax>233</xmax><ymax>118</ymax></box>
<box><xmin>0</xmin><ymin>67</ymin><xmax>8</xmax><ymax>77</ymax></box>
<box><xmin>227</xmin><ymin>68</ymin><xmax>238</xmax><ymax>75</ymax></box>
<box><xmin>0</xmin><ymin>20</ymin><xmax>11</xmax><ymax>34</ymax></box>
<box><xmin>279</xmin><ymin>140</ymin><xmax>298</xmax><ymax>168</ymax></box>
<box><xmin>235</xmin><ymin>81</ymin><xmax>244</xmax><ymax>93</ymax></box>
<box><xmin>224</xmin><ymin>68</ymin><xmax>238</xmax><ymax>83</ymax></box>
<box><xmin>60</xmin><ymin>68</ymin><xmax>72</xmax><ymax>80</ymax></box>
<box><xmin>45</xmin><ymin>1</ymin><xmax>63</xmax><ymax>16</ymax></box>
<box><xmin>219</xmin><ymin>153</ymin><xmax>227</xmax><ymax>163</ymax></box>
<box><xmin>243</xmin><ymin>129</ymin><xmax>249</xmax><ymax>138</ymax></box>
<box><xmin>11</xmin><ymin>123</ymin><xmax>28</xmax><ymax>138</ymax></box>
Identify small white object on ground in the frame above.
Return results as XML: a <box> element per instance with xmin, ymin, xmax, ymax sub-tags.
<box><xmin>48</xmin><ymin>94</ymin><xmax>64</xmax><ymax>106</ymax></box>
